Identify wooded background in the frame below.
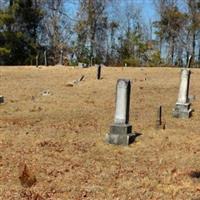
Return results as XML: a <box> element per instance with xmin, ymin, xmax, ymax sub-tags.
<box><xmin>1</xmin><ymin>0</ymin><xmax>200</xmax><ymax>67</ymax></box>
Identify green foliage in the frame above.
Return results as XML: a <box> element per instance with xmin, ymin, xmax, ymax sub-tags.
<box><xmin>124</xmin><ymin>57</ymin><xmax>140</xmax><ymax>67</ymax></box>
<box><xmin>120</xmin><ymin>30</ymin><xmax>148</xmax><ymax>66</ymax></box>
<box><xmin>0</xmin><ymin>47</ymin><xmax>10</xmax><ymax>55</ymax></box>
<box><xmin>0</xmin><ymin>0</ymin><xmax>43</xmax><ymax>65</ymax></box>
<box><xmin>148</xmin><ymin>51</ymin><xmax>162</xmax><ymax>67</ymax></box>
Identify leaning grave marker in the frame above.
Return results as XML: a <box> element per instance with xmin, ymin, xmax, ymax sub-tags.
<box><xmin>172</xmin><ymin>68</ymin><xmax>192</xmax><ymax>118</ymax></box>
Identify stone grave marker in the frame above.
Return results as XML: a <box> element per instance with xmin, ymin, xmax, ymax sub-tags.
<box><xmin>172</xmin><ymin>68</ymin><xmax>192</xmax><ymax>118</ymax></box>
<box><xmin>106</xmin><ymin>79</ymin><xmax>135</xmax><ymax>145</ymax></box>
<box><xmin>97</xmin><ymin>64</ymin><xmax>101</xmax><ymax>80</ymax></box>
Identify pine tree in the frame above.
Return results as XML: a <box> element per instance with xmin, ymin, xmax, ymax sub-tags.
<box><xmin>0</xmin><ymin>0</ymin><xmax>43</xmax><ymax>65</ymax></box>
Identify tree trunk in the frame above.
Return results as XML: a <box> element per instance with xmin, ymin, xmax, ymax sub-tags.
<box><xmin>192</xmin><ymin>32</ymin><xmax>196</xmax><ymax>62</ymax></box>
<box><xmin>168</xmin><ymin>36</ymin><xmax>175</xmax><ymax>65</ymax></box>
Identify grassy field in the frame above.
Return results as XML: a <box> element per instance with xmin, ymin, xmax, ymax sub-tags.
<box><xmin>1</xmin><ymin>66</ymin><xmax>200</xmax><ymax>200</ymax></box>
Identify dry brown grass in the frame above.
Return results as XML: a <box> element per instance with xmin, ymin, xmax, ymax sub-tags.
<box><xmin>0</xmin><ymin>66</ymin><xmax>200</xmax><ymax>199</ymax></box>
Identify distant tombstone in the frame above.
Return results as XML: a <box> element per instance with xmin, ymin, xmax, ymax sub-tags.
<box><xmin>106</xmin><ymin>79</ymin><xmax>135</xmax><ymax>145</ymax></box>
<box><xmin>172</xmin><ymin>69</ymin><xmax>192</xmax><ymax>118</ymax></box>
<box><xmin>78</xmin><ymin>62</ymin><xmax>83</xmax><ymax>67</ymax></box>
<box><xmin>60</xmin><ymin>50</ymin><xmax>63</xmax><ymax>65</ymax></box>
<box><xmin>44</xmin><ymin>50</ymin><xmax>48</xmax><ymax>66</ymax></box>
<box><xmin>78</xmin><ymin>62</ymin><xmax>88</xmax><ymax>68</ymax></box>
<box><xmin>36</xmin><ymin>55</ymin><xmax>39</xmax><ymax>68</ymax></box>
<box><xmin>97</xmin><ymin>64</ymin><xmax>101</xmax><ymax>80</ymax></box>
<box><xmin>83</xmin><ymin>63</ymin><xmax>88</xmax><ymax>68</ymax></box>
<box><xmin>156</xmin><ymin>105</ymin><xmax>165</xmax><ymax>129</ymax></box>
<box><xmin>124</xmin><ymin>63</ymin><xmax>127</xmax><ymax>67</ymax></box>
<box><xmin>0</xmin><ymin>96</ymin><xmax>4</xmax><ymax>104</ymax></box>
<box><xmin>156</xmin><ymin>106</ymin><xmax>162</xmax><ymax>129</ymax></box>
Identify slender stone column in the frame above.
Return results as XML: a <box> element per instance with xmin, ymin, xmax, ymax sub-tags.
<box><xmin>156</xmin><ymin>106</ymin><xmax>162</xmax><ymax>129</ymax></box>
<box><xmin>172</xmin><ymin>69</ymin><xmax>192</xmax><ymax>118</ymax></box>
<box><xmin>97</xmin><ymin>65</ymin><xmax>101</xmax><ymax>80</ymax></box>
<box><xmin>114</xmin><ymin>79</ymin><xmax>130</xmax><ymax>124</ymax></box>
<box><xmin>177</xmin><ymin>69</ymin><xmax>190</xmax><ymax>104</ymax></box>
<box><xmin>106</xmin><ymin>79</ymin><xmax>135</xmax><ymax>145</ymax></box>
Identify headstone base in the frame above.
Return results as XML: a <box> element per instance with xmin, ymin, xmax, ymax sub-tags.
<box><xmin>106</xmin><ymin>124</ymin><xmax>135</xmax><ymax>145</ymax></box>
<box><xmin>172</xmin><ymin>103</ymin><xmax>192</xmax><ymax>118</ymax></box>
<box><xmin>0</xmin><ymin>96</ymin><xmax>4</xmax><ymax>104</ymax></box>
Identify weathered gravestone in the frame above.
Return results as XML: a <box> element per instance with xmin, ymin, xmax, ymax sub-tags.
<box><xmin>0</xmin><ymin>96</ymin><xmax>4</xmax><ymax>104</ymax></box>
<box><xmin>172</xmin><ymin>69</ymin><xmax>192</xmax><ymax>118</ymax></box>
<box><xmin>78</xmin><ymin>62</ymin><xmax>88</xmax><ymax>68</ymax></box>
<box><xmin>97</xmin><ymin>64</ymin><xmax>101</xmax><ymax>80</ymax></box>
<box><xmin>156</xmin><ymin>105</ymin><xmax>165</xmax><ymax>129</ymax></box>
<box><xmin>106</xmin><ymin>79</ymin><xmax>135</xmax><ymax>145</ymax></box>
<box><xmin>156</xmin><ymin>106</ymin><xmax>162</xmax><ymax>129</ymax></box>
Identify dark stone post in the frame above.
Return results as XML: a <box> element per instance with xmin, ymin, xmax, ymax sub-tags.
<box><xmin>97</xmin><ymin>65</ymin><xmax>101</xmax><ymax>80</ymax></box>
<box><xmin>156</xmin><ymin>106</ymin><xmax>162</xmax><ymax>129</ymax></box>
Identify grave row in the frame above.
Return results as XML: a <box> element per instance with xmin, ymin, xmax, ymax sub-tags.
<box><xmin>106</xmin><ymin>67</ymin><xmax>193</xmax><ymax>146</ymax></box>
<box><xmin>0</xmin><ymin>58</ymin><xmax>194</xmax><ymax>147</ymax></box>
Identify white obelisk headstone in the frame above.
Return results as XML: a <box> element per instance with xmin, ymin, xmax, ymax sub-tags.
<box><xmin>106</xmin><ymin>79</ymin><xmax>135</xmax><ymax>145</ymax></box>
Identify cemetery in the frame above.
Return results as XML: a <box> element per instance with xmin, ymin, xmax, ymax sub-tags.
<box><xmin>1</xmin><ymin>0</ymin><xmax>200</xmax><ymax>199</ymax></box>
<box><xmin>1</xmin><ymin>65</ymin><xmax>200</xmax><ymax>199</ymax></box>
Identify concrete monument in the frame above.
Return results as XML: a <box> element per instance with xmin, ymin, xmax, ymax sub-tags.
<box><xmin>172</xmin><ymin>69</ymin><xmax>192</xmax><ymax>118</ymax></box>
<box><xmin>106</xmin><ymin>79</ymin><xmax>135</xmax><ymax>145</ymax></box>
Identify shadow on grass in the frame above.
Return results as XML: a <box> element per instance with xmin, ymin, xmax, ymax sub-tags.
<box><xmin>130</xmin><ymin>132</ymin><xmax>142</xmax><ymax>144</ymax></box>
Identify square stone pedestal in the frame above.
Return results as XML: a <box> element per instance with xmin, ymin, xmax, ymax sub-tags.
<box><xmin>172</xmin><ymin>103</ymin><xmax>192</xmax><ymax>118</ymax></box>
<box><xmin>105</xmin><ymin>124</ymin><xmax>135</xmax><ymax>145</ymax></box>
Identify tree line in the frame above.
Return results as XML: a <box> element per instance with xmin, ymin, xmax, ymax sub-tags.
<box><xmin>1</xmin><ymin>0</ymin><xmax>200</xmax><ymax>67</ymax></box>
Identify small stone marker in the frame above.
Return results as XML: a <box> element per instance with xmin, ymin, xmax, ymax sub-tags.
<box><xmin>78</xmin><ymin>62</ymin><xmax>88</xmax><ymax>68</ymax></box>
<box><xmin>156</xmin><ymin>106</ymin><xmax>162</xmax><ymax>128</ymax></box>
<box><xmin>0</xmin><ymin>96</ymin><xmax>4</xmax><ymax>104</ymax></box>
<box><xmin>42</xmin><ymin>90</ymin><xmax>51</xmax><ymax>96</ymax></box>
<box><xmin>97</xmin><ymin>64</ymin><xmax>101</xmax><ymax>80</ymax></box>
<box><xmin>66</xmin><ymin>75</ymin><xmax>85</xmax><ymax>87</ymax></box>
<box><xmin>44</xmin><ymin>50</ymin><xmax>48</xmax><ymax>66</ymax></box>
<box><xmin>156</xmin><ymin>106</ymin><xmax>165</xmax><ymax>129</ymax></box>
<box><xmin>106</xmin><ymin>79</ymin><xmax>135</xmax><ymax>145</ymax></box>
<box><xmin>172</xmin><ymin>68</ymin><xmax>192</xmax><ymax>118</ymax></box>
